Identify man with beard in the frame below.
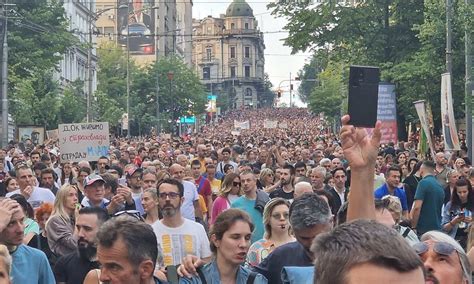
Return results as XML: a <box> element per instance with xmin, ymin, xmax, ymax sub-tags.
<box><xmin>54</xmin><ymin>207</ymin><xmax>109</xmax><ymax>284</ymax></box>
<box><xmin>151</xmin><ymin>178</ymin><xmax>211</xmax><ymax>266</ymax></box>
<box><xmin>269</xmin><ymin>164</ymin><xmax>295</xmax><ymax>201</ymax></box>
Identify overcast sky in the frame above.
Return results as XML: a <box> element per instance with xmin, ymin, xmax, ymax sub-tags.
<box><xmin>193</xmin><ymin>0</ymin><xmax>310</xmax><ymax>107</ymax></box>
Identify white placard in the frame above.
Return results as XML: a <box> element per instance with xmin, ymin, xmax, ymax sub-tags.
<box><xmin>59</xmin><ymin>122</ymin><xmax>110</xmax><ymax>162</ymax></box>
<box><xmin>264</xmin><ymin>120</ymin><xmax>278</xmax><ymax>129</ymax></box>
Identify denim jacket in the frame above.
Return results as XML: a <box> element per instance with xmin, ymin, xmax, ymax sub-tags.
<box><xmin>442</xmin><ymin>202</ymin><xmax>470</xmax><ymax>238</ymax></box>
<box><xmin>179</xmin><ymin>260</ymin><xmax>267</xmax><ymax>284</ymax></box>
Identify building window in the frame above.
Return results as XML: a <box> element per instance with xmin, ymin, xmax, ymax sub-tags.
<box><xmin>245</xmin><ymin>23</ymin><xmax>249</xmax><ymax>29</ymax></box>
<box><xmin>203</xmin><ymin>67</ymin><xmax>210</xmax><ymax>80</ymax></box>
<box><xmin>104</xmin><ymin>26</ymin><xmax>114</xmax><ymax>35</ymax></box>
<box><xmin>206</xmin><ymin>48</ymin><xmax>212</xmax><ymax>61</ymax></box>
<box><xmin>230</xmin><ymin>46</ymin><xmax>236</xmax><ymax>58</ymax></box>
<box><xmin>230</xmin><ymin>67</ymin><xmax>236</xmax><ymax>78</ymax></box>
<box><xmin>231</xmin><ymin>23</ymin><xmax>235</xmax><ymax>29</ymax></box>
<box><xmin>244</xmin><ymin>66</ymin><xmax>251</xmax><ymax>77</ymax></box>
<box><xmin>245</xmin><ymin>88</ymin><xmax>252</xmax><ymax>97</ymax></box>
<box><xmin>244</xmin><ymin>46</ymin><xmax>250</xmax><ymax>58</ymax></box>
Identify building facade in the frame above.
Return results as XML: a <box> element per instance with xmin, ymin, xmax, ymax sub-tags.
<box><xmin>192</xmin><ymin>0</ymin><xmax>265</xmax><ymax>109</ymax></box>
<box><xmin>55</xmin><ymin>0</ymin><xmax>97</xmax><ymax>95</ymax></box>
<box><xmin>176</xmin><ymin>0</ymin><xmax>193</xmax><ymax>66</ymax></box>
<box><xmin>95</xmin><ymin>0</ymin><xmax>181</xmax><ymax>66</ymax></box>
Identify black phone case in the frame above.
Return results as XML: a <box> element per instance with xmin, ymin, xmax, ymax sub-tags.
<box><xmin>348</xmin><ymin>66</ymin><xmax>380</xmax><ymax>127</ymax></box>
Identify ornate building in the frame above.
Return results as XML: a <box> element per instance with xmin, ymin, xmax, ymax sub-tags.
<box><xmin>192</xmin><ymin>0</ymin><xmax>266</xmax><ymax>109</ymax></box>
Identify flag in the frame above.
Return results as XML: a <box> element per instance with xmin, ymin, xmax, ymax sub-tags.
<box><xmin>441</xmin><ymin>73</ymin><xmax>461</xmax><ymax>150</ymax></box>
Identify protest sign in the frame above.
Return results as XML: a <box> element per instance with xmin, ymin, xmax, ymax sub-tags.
<box><xmin>59</xmin><ymin>122</ymin><xmax>110</xmax><ymax>162</ymax></box>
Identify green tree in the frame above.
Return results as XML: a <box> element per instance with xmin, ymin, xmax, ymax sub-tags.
<box><xmin>308</xmin><ymin>62</ymin><xmax>345</xmax><ymax>121</ymax></box>
<box><xmin>58</xmin><ymin>80</ymin><xmax>86</xmax><ymax>124</ymax></box>
<box><xmin>96</xmin><ymin>45</ymin><xmax>206</xmax><ymax>134</ymax></box>
<box><xmin>10</xmin><ymin>71</ymin><xmax>60</xmax><ymax>129</ymax></box>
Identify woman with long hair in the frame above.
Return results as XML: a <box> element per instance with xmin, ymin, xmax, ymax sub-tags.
<box><xmin>180</xmin><ymin>209</ymin><xmax>267</xmax><ymax>283</ymax></box>
<box><xmin>444</xmin><ymin>169</ymin><xmax>461</xmax><ymax>205</ymax></box>
<box><xmin>442</xmin><ymin>178</ymin><xmax>474</xmax><ymax>249</ymax></box>
<box><xmin>258</xmin><ymin>168</ymin><xmax>280</xmax><ymax>193</ymax></box>
<box><xmin>210</xmin><ymin>173</ymin><xmax>242</xmax><ymax>225</ymax></box>
<box><xmin>142</xmin><ymin>188</ymin><xmax>160</xmax><ymax>225</ymax></box>
<box><xmin>45</xmin><ymin>184</ymin><xmax>78</xmax><ymax>257</ymax></box>
<box><xmin>246</xmin><ymin>198</ymin><xmax>294</xmax><ymax>267</ymax></box>
<box><xmin>28</xmin><ymin>203</ymin><xmax>55</xmax><ymax>265</ymax></box>
<box><xmin>60</xmin><ymin>161</ymin><xmax>75</xmax><ymax>186</ymax></box>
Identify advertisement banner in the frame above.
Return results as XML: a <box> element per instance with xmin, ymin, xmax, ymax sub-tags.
<box><xmin>377</xmin><ymin>84</ymin><xmax>398</xmax><ymax>144</ymax></box>
<box><xmin>414</xmin><ymin>100</ymin><xmax>436</xmax><ymax>158</ymax></box>
<box><xmin>207</xmin><ymin>95</ymin><xmax>217</xmax><ymax>113</ymax></box>
<box><xmin>441</xmin><ymin>73</ymin><xmax>461</xmax><ymax>150</ymax></box>
<box><xmin>117</xmin><ymin>0</ymin><xmax>155</xmax><ymax>55</ymax></box>
<box><xmin>263</xmin><ymin>120</ymin><xmax>278</xmax><ymax>129</ymax></box>
<box><xmin>59</xmin><ymin>122</ymin><xmax>110</xmax><ymax>162</ymax></box>
<box><xmin>18</xmin><ymin>126</ymin><xmax>45</xmax><ymax>145</ymax></box>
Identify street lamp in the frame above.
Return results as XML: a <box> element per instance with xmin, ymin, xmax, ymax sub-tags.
<box><xmin>167</xmin><ymin>71</ymin><xmax>174</xmax><ymax>132</ymax></box>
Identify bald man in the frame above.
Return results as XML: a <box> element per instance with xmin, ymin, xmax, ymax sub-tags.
<box><xmin>169</xmin><ymin>164</ymin><xmax>202</xmax><ymax>221</ymax></box>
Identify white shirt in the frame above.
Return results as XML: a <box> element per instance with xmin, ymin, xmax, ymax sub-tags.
<box><xmin>6</xmin><ymin>187</ymin><xmax>55</xmax><ymax>209</ymax></box>
<box><xmin>181</xmin><ymin>181</ymin><xmax>199</xmax><ymax>221</ymax></box>
<box><xmin>152</xmin><ymin>218</ymin><xmax>211</xmax><ymax>267</ymax></box>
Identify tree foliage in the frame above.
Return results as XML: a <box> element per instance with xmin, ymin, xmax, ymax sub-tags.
<box><xmin>269</xmin><ymin>0</ymin><xmax>474</xmax><ymax>137</ymax></box>
<box><xmin>96</xmin><ymin>44</ymin><xmax>206</xmax><ymax>135</ymax></box>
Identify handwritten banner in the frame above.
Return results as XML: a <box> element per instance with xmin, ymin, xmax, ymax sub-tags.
<box><xmin>58</xmin><ymin>122</ymin><xmax>110</xmax><ymax>162</ymax></box>
<box><xmin>263</xmin><ymin>120</ymin><xmax>278</xmax><ymax>129</ymax></box>
<box><xmin>377</xmin><ymin>84</ymin><xmax>398</xmax><ymax>144</ymax></box>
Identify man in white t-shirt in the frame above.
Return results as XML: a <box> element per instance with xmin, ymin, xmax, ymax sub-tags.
<box><xmin>6</xmin><ymin>165</ymin><xmax>55</xmax><ymax>209</ymax></box>
<box><xmin>168</xmin><ymin>164</ymin><xmax>201</xmax><ymax>221</ymax></box>
<box><xmin>152</xmin><ymin>178</ymin><xmax>211</xmax><ymax>267</ymax></box>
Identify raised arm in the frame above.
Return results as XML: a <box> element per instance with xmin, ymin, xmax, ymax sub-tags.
<box><xmin>340</xmin><ymin>115</ymin><xmax>381</xmax><ymax>221</ymax></box>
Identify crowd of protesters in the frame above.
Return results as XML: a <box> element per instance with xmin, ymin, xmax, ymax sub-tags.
<box><xmin>0</xmin><ymin>108</ymin><xmax>470</xmax><ymax>283</ymax></box>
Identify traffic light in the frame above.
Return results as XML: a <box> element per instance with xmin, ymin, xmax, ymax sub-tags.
<box><xmin>290</xmin><ymin>84</ymin><xmax>294</xmax><ymax>91</ymax></box>
<box><xmin>277</xmin><ymin>90</ymin><xmax>282</xmax><ymax>98</ymax></box>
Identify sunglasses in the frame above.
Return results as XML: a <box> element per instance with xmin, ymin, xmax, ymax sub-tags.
<box><xmin>412</xmin><ymin>241</ymin><xmax>457</xmax><ymax>256</ymax></box>
<box><xmin>271</xmin><ymin>212</ymin><xmax>289</xmax><ymax>220</ymax></box>
<box><xmin>233</xmin><ymin>182</ymin><xmax>241</xmax><ymax>186</ymax></box>
<box><xmin>158</xmin><ymin>192</ymin><xmax>180</xmax><ymax>199</ymax></box>
<box><xmin>113</xmin><ymin>210</ymin><xmax>144</xmax><ymax>221</ymax></box>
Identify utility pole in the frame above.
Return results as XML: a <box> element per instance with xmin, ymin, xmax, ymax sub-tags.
<box><xmin>1</xmin><ymin>1</ymin><xmax>8</xmax><ymax>148</ymax></box>
<box><xmin>446</xmin><ymin>0</ymin><xmax>453</xmax><ymax>75</ymax></box>
<box><xmin>289</xmin><ymin>72</ymin><xmax>292</xmax><ymax>108</ymax></box>
<box><xmin>126</xmin><ymin>4</ymin><xmax>130</xmax><ymax>138</ymax></box>
<box><xmin>156</xmin><ymin>31</ymin><xmax>160</xmax><ymax>134</ymax></box>
<box><xmin>86</xmin><ymin>0</ymin><xmax>93</xmax><ymax>122</ymax></box>
<box><xmin>465</xmin><ymin>0</ymin><xmax>473</xmax><ymax>160</ymax></box>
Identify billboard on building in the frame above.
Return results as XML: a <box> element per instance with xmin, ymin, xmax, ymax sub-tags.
<box><xmin>117</xmin><ymin>0</ymin><xmax>155</xmax><ymax>55</ymax></box>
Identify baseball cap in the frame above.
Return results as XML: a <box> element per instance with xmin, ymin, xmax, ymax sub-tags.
<box><xmin>84</xmin><ymin>174</ymin><xmax>105</xmax><ymax>187</ymax></box>
<box><xmin>126</xmin><ymin>166</ymin><xmax>143</xmax><ymax>177</ymax></box>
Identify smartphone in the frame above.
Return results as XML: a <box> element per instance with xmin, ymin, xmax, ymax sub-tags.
<box><xmin>348</xmin><ymin>65</ymin><xmax>380</xmax><ymax>127</ymax></box>
<box><xmin>166</xmin><ymin>265</ymin><xmax>179</xmax><ymax>284</ymax></box>
<box><xmin>459</xmin><ymin>211</ymin><xmax>465</xmax><ymax>218</ymax></box>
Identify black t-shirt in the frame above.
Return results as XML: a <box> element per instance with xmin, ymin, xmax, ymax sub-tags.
<box><xmin>54</xmin><ymin>251</ymin><xmax>99</xmax><ymax>284</ymax></box>
<box><xmin>269</xmin><ymin>188</ymin><xmax>294</xmax><ymax>200</ymax></box>
<box><xmin>253</xmin><ymin>241</ymin><xmax>313</xmax><ymax>284</ymax></box>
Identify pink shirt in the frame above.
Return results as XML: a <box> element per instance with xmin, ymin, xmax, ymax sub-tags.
<box><xmin>210</xmin><ymin>196</ymin><xmax>230</xmax><ymax>225</ymax></box>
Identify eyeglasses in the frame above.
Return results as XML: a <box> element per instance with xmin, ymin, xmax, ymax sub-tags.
<box><xmin>412</xmin><ymin>241</ymin><xmax>457</xmax><ymax>256</ymax></box>
<box><xmin>158</xmin><ymin>192</ymin><xmax>180</xmax><ymax>199</ymax></box>
<box><xmin>233</xmin><ymin>182</ymin><xmax>241</xmax><ymax>186</ymax></box>
<box><xmin>271</xmin><ymin>212</ymin><xmax>289</xmax><ymax>220</ymax></box>
<box><xmin>113</xmin><ymin>210</ymin><xmax>144</xmax><ymax>221</ymax></box>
